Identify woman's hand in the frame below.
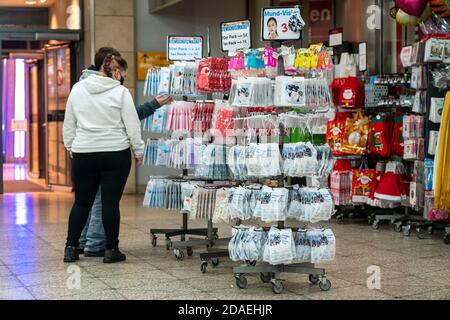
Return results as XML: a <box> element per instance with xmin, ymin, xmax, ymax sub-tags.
<box><xmin>155</xmin><ymin>95</ymin><xmax>173</xmax><ymax>107</ymax></box>
<box><xmin>135</xmin><ymin>157</ymin><xmax>143</xmax><ymax>167</ymax></box>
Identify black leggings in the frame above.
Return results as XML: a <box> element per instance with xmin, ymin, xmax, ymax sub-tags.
<box><xmin>66</xmin><ymin>149</ymin><xmax>131</xmax><ymax>250</ymax></box>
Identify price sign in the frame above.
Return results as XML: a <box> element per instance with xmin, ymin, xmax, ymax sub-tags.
<box><xmin>262</xmin><ymin>7</ymin><xmax>304</xmax><ymax>41</ymax></box>
<box><xmin>221</xmin><ymin>20</ymin><xmax>252</xmax><ymax>52</ymax></box>
<box><xmin>167</xmin><ymin>36</ymin><xmax>203</xmax><ymax>62</ymax></box>
<box><xmin>329</xmin><ymin>28</ymin><xmax>343</xmax><ymax>47</ymax></box>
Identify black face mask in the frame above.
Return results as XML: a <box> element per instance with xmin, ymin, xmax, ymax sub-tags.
<box><xmin>120</xmin><ymin>77</ymin><xmax>125</xmax><ymax>85</ymax></box>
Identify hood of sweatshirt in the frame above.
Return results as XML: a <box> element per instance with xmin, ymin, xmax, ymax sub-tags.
<box><xmin>82</xmin><ymin>74</ymin><xmax>121</xmax><ymax>95</ymax></box>
<box><xmin>79</xmin><ymin>68</ymin><xmax>99</xmax><ymax>81</ymax></box>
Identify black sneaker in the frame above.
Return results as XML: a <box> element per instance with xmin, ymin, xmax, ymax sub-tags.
<box><xmin>64</xmin><ymin>246</ymin><xmax>80</xmax><ymax>263</ymax></box>
<box><xmin>103</xmin><ymin>249</ymin><xmax>126</xmax><ymax>264</ymax></box>
<box><xmin>85</xmin><ymin>250</ymin><xmax>105</xmax><ymax>257</ymax></box>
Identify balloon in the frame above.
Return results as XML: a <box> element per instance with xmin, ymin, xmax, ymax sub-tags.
<box><xmin>396</xmin><ymin>8</ymin><xmax>420</xmax><ymax>25</ymax></box>
<box><xmin>395</xmin><ymin>0</ymin><xmax>428</xmax><ymax>17</ymax></box>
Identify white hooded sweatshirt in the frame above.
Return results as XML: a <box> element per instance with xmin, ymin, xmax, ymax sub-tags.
<box><xmin>63</xmin><ymin>74</ymin><xmax>144</xmax><ymax>157</ymax></box>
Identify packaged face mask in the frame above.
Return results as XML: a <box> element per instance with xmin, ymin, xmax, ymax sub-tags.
<box><xmin>428</xmin><ymin>131</ymin><xmax>439</xmax><ymax>156</ymax></box>
<box><xmin>424</xmin><ymin>38</ymin><xmax>445</xmax><ymax>62</ymax></box>
<box><xmin>424</xmin><ymin>159</ymin><xmax>434</xmax><ymax>191</ymax></box>
<box><xmin>430</xmin><ymin>97</ymin><xmax>445</xmax><ymax>124</ymax></box>
<box><xmin>158</xmin><ymin>67</ymin><xmax>171</xmax><ymax>95</ymax></box>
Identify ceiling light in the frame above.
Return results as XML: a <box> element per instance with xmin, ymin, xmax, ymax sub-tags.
<box><xmin>25</xmin><ymin>1</ymin><xmax>37</xmax><ymax>4</ymax></box>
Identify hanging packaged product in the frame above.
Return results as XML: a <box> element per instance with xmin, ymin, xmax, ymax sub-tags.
<box><xmin>341</xmin><ymin>112</ymin><xmax>369</xmax><ymax>155</ymax></box>
<box><xmin>412</xmin><ymin>90</ymin><xmax>427</xmax><ymax>113</ymax></box>
<box><xmin>274</xmin><ymin>76</ymin><xmax>306</xmax><ymax>107</ymax></box>
<box><xmin>430</xmin><ymin>97</ymin><xmax>445</xmax><ymax>123</ymax></box>
<box><xmin>158</xmin><ymin>67</ymin><xmax>171</xmax><ymax>95</ymax></box>
<box><xmin>280</xmin><ymin>46</ymin><xmax>298</xmax><ymax>76</ymax></box>
<box><xmin>154</xmin><ymin>139</ymin><xmax>170</xmax><ymax>167</ymax></box>
<box><xmin>424</xmin><ymin>159</ymin><xmax>434</xmax><ymax>191</ymax></box>
<box><xmin>428</xmin><ymin>130</ymin><xmax>440</xmax><ymax>156</ymax></box>
<box><xmin>330</xmin><ymin>160</ymin><xmax>352</xmax><ymax>206</ymax></box>
<box><xmin>151</xmin><ymin>107</ymin><xmax>168</xmax><ymax>133</ymax></box>
<box><xmin>262</xmin><ymin>227</ymin><xmax>296</xmax><ymax>265</ymax></box>
<box><xmin>197</xmin><ymin>57</ymin><xmax>231</xmax><ymax>93</ymax></box>
<box><xmin>246</xmin><ymin>143</ymin><xmax>282</xmax><ymax>178</ymax></box>
<box><xmin>143</xmin><ymin>139</ymin><xmax>158</xmax><ymax>166</ymax></box>
<box><xmin>253</xmin><ymin>186</ymin><xmax>289</xmax><ymax>222</ymax></box>
<box><xmin>392</xmin><ymin>114</ymin><xmax>405</xmax><ymax>157</ymax></box>
<box><xmin>229</xmin><ymin>226</ymin><xmax>266</xmax><ymax>262</ymax></box>
<box><xmin>282</xmin><ymin>142</ymin><xmax>318</xmax><ymax>177</ymax></box>
<box><xmin>410</xmin><ymin>65</ymin><xmax>427</xmax><ymax>90</ymax></box>
<box><xmin>351</xmin><ymin>162</ymin><xmax>376</xmax><ymax>204</ymax></box>
<box><xmin>231</xmin><ymin>77</ymin><xmax>274</xmax><ymax>107</ymax></box>
<box><xmin>294</xmin><ymin>229</ymin><xmax>336</xmax><ymax>263</ymax></box>
<box><xmin>331</xmin><ymin>76</ymin><xmax>365</xmax><ymax>107</ymax></box>
<box><xmin>264</xmin><ymin>47</ymin><xmax>279</xmax><ymax>78</ymax></box>
<box><xmin>368</xmin><ymin>113</ymin><xmax>391</xmax><ymax>157</ymax></box>
<box><xmin>212</xmin><ymin>100</ymin><xmax>235</xmax><ymax>136</ymax></box>
<box><xmin>189</xmin><ymin>101</ymin><xmax>215</xmax><ymax>133</ymax></box>
<box><xmin>212</xmin><ymin>188</ymin><xmax>231</xmax><ymax>224</ymax></box>
<box><xmin>326</xmin><ymin>113</ymin><xmax>349</xmax><ymax>155</ymax></box>
<box><xmin>365</xmin><ymin>84</ymin><xmax>389</xmax><ymax>108</ymax></box>
<box><xmin>165</xmin><ymin>101</ymin><xmax>194</xmax><ymax>132</ymax></box>
<box><xmin>424</xmin><ymin>38</ymin><xmax>446</xmax><ymax>62</ymax></box>
<box><xmin>287</xmin><ymin>188</ymin><xmax>335</xmax><ymax>223</ymax></box>
<box><xmin>410</xmin><ymin>182</ymin><xmax>424</xmax><ymax>208</ymax></box>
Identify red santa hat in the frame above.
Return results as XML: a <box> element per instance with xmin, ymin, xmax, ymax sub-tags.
<box><xmin>374</xmin><ymin>162</ymin><xmax>407</xmax><ymax>202</ymax></box>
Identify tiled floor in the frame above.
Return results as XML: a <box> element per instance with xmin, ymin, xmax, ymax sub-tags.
<box><xmin>1</xmin><ymin>192</ymin><xmax>450</xmax><ymax>300</ymax></box>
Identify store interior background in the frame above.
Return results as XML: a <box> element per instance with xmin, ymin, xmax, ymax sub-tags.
<box><xmin>0</xmin><ymin>0</ymin><xmax>418</xmax><ymax>195</ymax></box>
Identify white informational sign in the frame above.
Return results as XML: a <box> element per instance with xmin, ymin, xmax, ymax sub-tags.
<box><xmin>330</xmin><ymin>32</ymin><xmax>343</xmax><ymax>47</ymax></box>
<box><xmin>167</xmin><ymin>36</ymin><xmax>203</xmax><ymax>61</ymax></box>
<box><xmin>221</xmin><ymin>20</ymin><xmax>252</xmax><ymax>52</ymax></box>
<box><xmin>262</xmin><ymin>7</ymin><xmax>304</xmax><ymax>41</ymax></box>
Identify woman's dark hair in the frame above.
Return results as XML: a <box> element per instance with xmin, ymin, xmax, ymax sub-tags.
<box><xmin>94</xmin><ymin>47</ymin><xmax>121</xmax><ymax>70</ymax></box>
<box><xmin>102</xmin><ymin>54</ymin><xmax>128</xmax><ymax>78</ymax></box>
<box><xmin>267</xmin><ymin>17</ymin><xmax>278</xmax><ymax>26</ymax></box>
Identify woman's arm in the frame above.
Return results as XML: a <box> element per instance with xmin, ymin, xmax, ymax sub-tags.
<box><xmin>63</xmin><ymin>96</ymin><xmax>76</xmax><ymax>152</ymax></box>
<box><xmin>121</xmin><ymin>89</ymin><xmax>145</xmax><ymax>158</ymax></box>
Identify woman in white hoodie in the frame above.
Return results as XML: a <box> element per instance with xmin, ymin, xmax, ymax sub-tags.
<box><xmin>63</xmin><ymin>55</ymin><xmax>144</xmax><ymax>263</ymax></box>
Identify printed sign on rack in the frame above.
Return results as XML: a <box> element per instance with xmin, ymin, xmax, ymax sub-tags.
<box><xmin>262</xmin><ymin>7</ymin><xmax>304</xmax><ymax>41</ymax></box>
<box><xmin>167</xmin><ymin>36</ymin><xmax>203</xmax><ymax>62</ymax></box>
<box><xmin>220</xmin><ymin>20</ymin><xmax>252</xmax><ymax>52</ymax></box>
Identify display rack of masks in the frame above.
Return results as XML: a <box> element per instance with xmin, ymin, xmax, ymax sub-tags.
<box><xmin>229</xmin><ymin>226</ymin><xmax>336</xmax><ymax>265</ymax></box>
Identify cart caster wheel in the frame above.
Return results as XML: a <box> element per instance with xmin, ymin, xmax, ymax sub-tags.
<box><xmin>174</xmin><ymin>248</ymin><xmax>184</xmax><ymax>261</ymax></box>
<box><xmin>200</xmin><ymin>261</ymin><xmax>208</xmax><ymax>274</ymax></box>
<box><xmin>166</xmin><ymin>239</ymin><xmax>172</xmax><ymax>251</ymax></box>
<box><xmin>402</xmin><ymin>227</ymin><xmax>411</xmax><ymax>237</ymax></box>
<box><xmin>336</xmin><ymin>216</ymin><xmax>344</xmax><ymax>225</ymax></box>
<box><xmin>214</xmin><ymin>233</ymin><xmax>219</xmax><ymax>240</ymax></box>
<box><xmin>444</xmin><ymin>234</ymin><xmax>450</xmax><ymax>245</ymax></box>
<box><xmin>235</xmin><ymin>275</ymin><xmax>248</xmax><ymax>290</ymax></box>
<box><xmin>417</xmin><ymin>232</ymin><xmax>427</xmax><ymax>240</ymax></box>
<box><xmin>368</xmin><ymin>217</ymin><xmax>374</xmax><ymax>226</ymax></box>
<box><xmin>309</xmin><ymin>274</ymin><xmax>320</xmax><ymax>285</ymax></box>
<box><xmin>319</xmin><ymin>279</ymin><xmax>332</xmax><ymax>292</ymax></box>
<box><xmin>260</xmin><ymin>272</ymin><xmax>274</xmax><ymax>283</ymax></box>
<box><xmin>372</xmin><ymin>221</ymin><xmax>380</xmax><ymax>230</ymax></box>
<box><xmin>187</xmin><ymin>247</ymin><xmax>193</xmax><ymax>257</ymax></box>
<box><xmin>151</xmin><ymin>235</ymin><xmax>157</xmax><ymax>247</ymax></box>
<box><xmin>272</xmin><ymin>280</ymin><xmax>284</xmax><ymax>295</ymax></box>
<box><xmin>394</xmin><ymin>222</ymin><xmax>403</xmax><ymax>233</ymax></box>
<box><xmin>211</xmin><ymin>258</ymin><xmax>220</xmax><ymax>267</ymax></box>
<box><xmin>428</xmin><ymin>227</ymin><xmax>434</xmax><ymax>235</ymax></box>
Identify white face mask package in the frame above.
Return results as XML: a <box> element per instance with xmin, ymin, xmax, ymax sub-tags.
<box><xmin>246</xmin><ymin>143</ymin><xmax>282</xmax><ymax>178</ymax></box>
<box><xmin>166</xmin><ymin>138</ymin><xmax>194</xmax><ymax>170</ymax></box>
<box><xmin>143</xmin><ymin>139</ymin><xmax>158</xmax><ymax>166</ymax></box>
<box><xmin>308</xmin><ymin>229</ymin><xmax>336</xmax><ymax>263</ymax></box>
<box><xmin>316</xmin><ymin>145</ymin><xmax>333</xmax><ymax>178</ymax></box>
<box><xmin>412</xmin><ymin>90</ymin><xmax>427</xmax><ymax>114</ymax></box>
<box><xmin>287</xmin><ymin>188</ymin><xmax>334</xmax><ymax>223</ymax></box>
<box><xmin>143</xmin><ymin>179</ymin><xmax>182</xmax><ymax>210</ymax></box>
<box><xmin>293</xmin><ymin>229</ymin><xmax>336</xmax><ymax>263</ymax></box>
<box><xmin>282</xmin><ymin>142</ymin><xmax>318</xmax><ymax>177</ymax></box>
<box><xmin>195</xmin><ymin>144</ymin><xmax>229</xmax><ymax>180</ymax></box>
<box><xmin>227</xmin><ymin>186</ymin><xmax>260</xmax><ymax>220</ymax></box>
<box><xmin>429</xmin><ymin>97</ymin><xmax>445</xmax><ymax>124</ymax></box>
<box><xmin>170</xmin><ymin>62</ymin><xmax>197</xmax><ymax>96</ymax></box>
<box><xmin>212</xmin><ymin>188</ymin><xmax>231</xmax><ymax>224</ymax></box>
<box><xmin>274</xmin><ymin>76</ymin><xmax>306</xmax><ymax>107</ymax></box>
<box><xmin>231</xmin><ymin>77</ymin><xmax>274</xmax><ymax>107</ymax></box>
<box><xmin>428</xmin><ymin>131</ymin><xmax>440</xmax><ymax>156</ymax></box>
<box><xmin>262</xmin><ymin>227</ymin><xmax>296</xmax><ymax>265</ymax></box>
<box><xmin>227</xmin><ymin>145</ymin><xmax>249</xmax><ymax>181</ymax></box>
<box><xmin>189</xmin><ymin>187</ymin><xmax>217</xmax><ymax>221</ymax></box>
<box><xmin>253</xmin><ymin>186</ymin><xmax>289</xmax><ymax>223</ymax></box>
<box><xmin>229</xmin><ymin>226</ymin><xmax>266</xmax><ymax>262</ymax></box>
<box><xmin>158</xmin><ymin>67</ymin><xmax>171</xmax><ymax>95</ymax></box>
